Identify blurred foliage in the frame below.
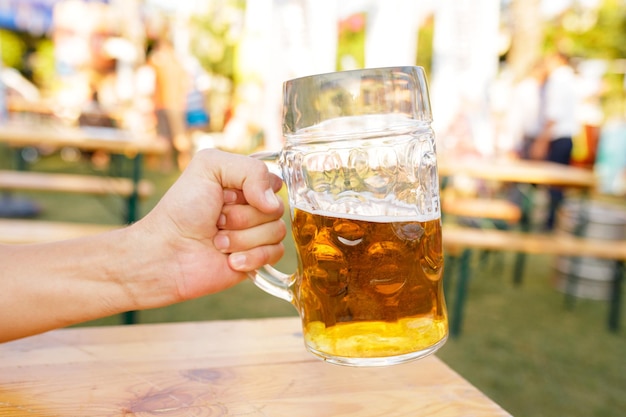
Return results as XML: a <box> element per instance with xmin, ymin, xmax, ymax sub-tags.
<box><xmin>336</xmin><ymin>13</ymin><xmax>366</xmax><ymax>71</ymax></box>
<box><xmin>544</xmin><ymin>0</ymin><xmax>626</xmax><ymax>60</ymax></box>
<box><xmin>0</xmin><ymin>30</ymin><xmax>56</xmax><ymax>94</ymax></box>
<box><xmin>416</xmin><ymin>14</ymin><xmax>434</xmax><ymax>81</ymax></box>
<box><xmin>30</xmin><ymin>38</ymin><xmax>56</xmax><ymax>91</ymax></box>
<box><xmin>544</xmin><ymin>0</ymin><xmax>626</xmax><ymax>117</ymax></box>
<box><xmin>0</xmin><ymin>29</ymin><xmax>26</xmax><ymax>68</ymax></box>
<box><xmin>188</xmin><ymin>0</ymin><xmax>246</xmax><ymax>82</ymax></box>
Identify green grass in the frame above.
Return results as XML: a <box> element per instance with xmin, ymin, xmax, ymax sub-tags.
<box><xmin>440</xmin><ymin>251</ymin><xmax>625</xmax><ymax>416</ymax></box>
<box><xmin>2</xmin><ymin>148</ymin><xmax>625</xmax><ymax>417</ymax></box>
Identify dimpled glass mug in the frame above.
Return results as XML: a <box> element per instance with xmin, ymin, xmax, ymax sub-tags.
<box><xmin>251</xmin><ymin>66</ymin><xmax>447</xmax><ymax>366</ymax></box>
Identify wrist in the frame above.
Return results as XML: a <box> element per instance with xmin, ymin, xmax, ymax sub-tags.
<box><xmin>116</xmin><ymin>218</ymin><xmax>182</xmax><ymax>311</ymax></box>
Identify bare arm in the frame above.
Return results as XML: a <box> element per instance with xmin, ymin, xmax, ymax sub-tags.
<box><xmin>0</xmin><ymin>149</ymin><xmax>286</xmax><ymax>342</ymax></box>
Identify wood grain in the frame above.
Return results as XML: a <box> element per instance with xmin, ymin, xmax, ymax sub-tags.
<box><xmin>0</xmin><ymin>318</ymin><xmax>511</xmax><ymax>416</ymax></box>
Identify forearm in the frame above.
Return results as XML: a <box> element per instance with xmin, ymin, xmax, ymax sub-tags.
<box><xmin>0</xmin><ymin>224</ymin><xmax>172</xmax><ymax>342</ymax></box>
<box><xmin>0</xmin><ymin>149</ymin><xmax>287</xmax><ymax>343</ymax></box>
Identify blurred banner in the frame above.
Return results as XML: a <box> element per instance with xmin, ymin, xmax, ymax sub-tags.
<box><xmin>361</xmin><ymin>0</ymin><xmax>426</xmax><ymax>69</ymax></box>
<box><xmin>431</xmin><ymin>0</ymin><xmax>501</xmax><ymax>156</ymax></box>
<box><xmin>0</xmin><ymin>0</ymin><xmax>58</xmax><ymax>35</ymax></box>
<box><xmin>0</xmin><ymin>0</ymin><xmax>108</xmax><ymax>36</ymax></box>
<box><xmin>245</xmin><ymin>0</ymin><xmax>338</xmax><ymax>151</ymax></box>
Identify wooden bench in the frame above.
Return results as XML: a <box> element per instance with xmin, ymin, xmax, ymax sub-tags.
<box><xmin>0</xmin><ymin>170</ymin><xmax>154</xmax><ymax>199</ymax></box>
<box><xmin>444</xmin><ymin>226</ymin><xmax>626</xmax><ymax>260</ymax></box>
<box><xmin>442</xmin><ymin>197</ymin><xmax>522</xmax><ymax>225</ymax></box>
<box><xmin>0</xmin><ymin>169</ymin><xmax>155</xmax><ymax>227</ymax></box>
<box><xmin>0</xmin><ymin>218</ymin><xmax>118</xmax><ymax>244</ymax></box>
<box><xmin>441</xmin><ymin>197</ymin><xmax>523</xmax><ymax>273</ymax></box>
<box><xmin>442</xmin><ymin>224</ymin><xmax>626</xmax><ymax>336</ymax></box>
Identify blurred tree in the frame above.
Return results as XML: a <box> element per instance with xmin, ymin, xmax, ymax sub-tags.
<box><xmin>0</xmin><ymin>30</ymin><xmax>55</xmax><ymax>94</ymax></box>
<box><xmin>415</xmin><ymin>14</ymin><xmax>434</xmax><ymax>80</ymax></box>
<box><xmin>30</xmin><ymin>38</ymin><xmax>56</xmax><ymax>92</ymax></box>
<box><xmin>544</xmin><ymin>0</ymin><xmax>626</xmax><ymax>59</ymax></box>
<box><xmin>188</xmin><ymin>0</ymin><xmax>246</xmax><ymax>82</ymax></box>
<box><xmin>544</xmin><ymin>0</ymin><xmax>626</xmax><ymax>116</ymax></box>
<box><xmin>336</xmin><ymin>13</ymin><xmax>366</xmax><ymax>71</ymax></box>
<box><xmin>0</xmin><ymin>29</ymin><xmax>26</xmax><ymax>68</ymax></box>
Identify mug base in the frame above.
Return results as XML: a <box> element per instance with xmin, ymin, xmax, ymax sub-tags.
<box><xmin>305</xmin><ymin>334</ymin><xmax>448</xmax><ymax>367</ymax></box>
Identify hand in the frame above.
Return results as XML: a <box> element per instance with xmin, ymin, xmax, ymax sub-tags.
<box><xmin>133</xmin><ymin>149</ymin><xmax>286</xmax><ymax>306</ymax></box>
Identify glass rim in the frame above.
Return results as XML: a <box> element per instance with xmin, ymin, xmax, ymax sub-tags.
<box><xmin>283</xmin><ymin>65</ymin><xmax>428</xmax><ymax>86</ymax></box>
<box><xmin>282</xmin><ymin>66</ymin><xmax>433</xmax><ymax>136</ymax></box>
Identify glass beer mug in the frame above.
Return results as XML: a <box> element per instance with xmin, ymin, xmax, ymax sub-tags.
<box><xmin>251</xmin><ymin>66</ymin><xmax>447</xmax><ymax>366</ymax></box>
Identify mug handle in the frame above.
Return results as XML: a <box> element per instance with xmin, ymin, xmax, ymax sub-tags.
<box><xmin>248</xmin><ymin>151</ymin><xmax>296</xmax><ymax>304</ymax></box>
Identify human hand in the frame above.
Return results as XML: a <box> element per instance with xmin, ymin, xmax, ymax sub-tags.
<box><xmin>133</xmin><ymin>149</ymin><xmax>286</xmax><ymax>307</ymax></box>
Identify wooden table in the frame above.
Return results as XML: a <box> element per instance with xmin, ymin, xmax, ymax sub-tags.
<box><xmin>0</xmin><ymin>317</ymin><xmax>511</xmax><ymax>416</ymax></box>
<box><xmin>437</xmin><ymin>155</ymin><xmax>614</xmax><ymax>332</ymax></box>
<box><xmin>438</xmin><ymin>155</ymin><xmax>598</xmax><ymax>275</ymax></box>
<box><xmin>0</xmin><ymin>122</ymin><xmax>168</xmax><ymax>157</ymax></box>
<box><xmin>438</xmin><ymin>156</ymin><xmax>597</xmax><ymax>189</ymax></box>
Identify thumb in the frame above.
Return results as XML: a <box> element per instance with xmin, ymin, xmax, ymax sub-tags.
<box><xmin>242</xmin><ymin>173</ymin><xmax>282</xmax><ymax>213</ymax></box>
<box><xmin>197</xmin><ymin>149</ymin><xmax>282</xmax><ymax>213</ymax></box>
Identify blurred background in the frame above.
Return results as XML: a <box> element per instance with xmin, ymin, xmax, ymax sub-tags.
<box><xmin>0</xmin><ymin>0</ymin><xmax>624</xmax><ymax>176</ymax></box>
<box><xmin>0</xmin><ymin>1</ymin><xmax>625</xmax><ymax>416</ymax></box>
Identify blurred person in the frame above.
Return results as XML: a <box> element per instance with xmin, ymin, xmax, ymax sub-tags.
<box><xmin>0</xmin><ymin>149</ymin><xmax>285</xmax><ymax>343</ymax></box>
<box><xmin>502</xmin><ymin>60</ymin><xmax>547</xmax><ymax>213</ymax></box>
<box><xmin>571</xmin><ymin>64</ymin><xmax>605</xmax><ymax>169</ymax></box>
<box><xmin>509</xmin><ymin>60</ymin><xmax>547</xmax><ymax>159</ymax></box>
<box><xmin>529</xmin><ymin>52</ymin><xmax>579</xmax><ymax>231</ymax></box>
<box><xmin>77</xmin><ymin>84</ymin><xmax>117</xmax><ymax>168</ymax></box>
<box><xmin>183</xmin><ymin>57</ymin><xmax>211</xmax><ymax>155</ymax></box>
<box><xmin>147</xmin><ymin>34</ymin><xmax>191</xmax><ymax>171</ymax></box>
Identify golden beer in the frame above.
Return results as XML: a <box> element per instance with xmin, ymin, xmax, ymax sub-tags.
<box><xmin>291</xmin><ymin>206</ymin><xmax>447</xmax><ymax>362</ymax></box>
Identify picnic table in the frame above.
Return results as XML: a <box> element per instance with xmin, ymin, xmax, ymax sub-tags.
<box><xmin>438</xmin><ymin>154</ymin><xmax>599</xmax><ymax>281</ymax></box>
<box><xmin>0</xmin><ymin>317</ymin><xmax>512</xmax><ymax>416</ymax></box>
<box><xmin>437</xmin><ymin>155</ymin><xmax>624</xmax><ymax>335</ymax></box>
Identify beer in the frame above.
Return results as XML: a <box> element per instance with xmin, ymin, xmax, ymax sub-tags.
<box><xmin>291</xmin><ymin>206</ymin><xmax>447</xmax><ymax>362</ymax></box>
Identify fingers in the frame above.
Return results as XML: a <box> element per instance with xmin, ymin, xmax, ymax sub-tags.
<box><xmin>218</xmin><ymin>198</ymin><xmax>284</xmax><ymax>230</ymax></box>
<box><xmin>227</xmin><ymin>243</ymin><xmax>286</xmax><ymax>272</ymax></box>
<box><xmin>214</xmin><ymin>217</ymin><xmax>286</xmax><ymax>271</ymax></box>
<box><xmin>214</xmin><ymin>219</ymin><xmax>287</xmax><ymax>254</ymax></box>
<box><xmin>223</xmin><ymin>174</ymin><xmax>282</xmax><ymax>205</ymax></box>
<box><xmin>187</xmin><ymin>149</ymin><xmax>287</xmax><ymax>272</ymax></box>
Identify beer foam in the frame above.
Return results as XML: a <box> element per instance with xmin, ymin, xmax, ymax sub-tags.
<box><xmin>292</xmin><ymin>204</ymin><xmax>440</xmax><ymax>223</ymax></box>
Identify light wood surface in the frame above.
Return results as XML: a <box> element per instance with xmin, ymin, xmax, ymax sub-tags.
<box><xmin>0</xmin><ymin>122</ymin><xmax>168</xmax><ymax>156</ymax></box>
<box><xmin>438</xmin><ymin>156</ymin><xmax>597</xmax><ymax>189</ymax></box>
<box><xmin>0</xmin><ymin>170</ymin><xmax>154</xmax><ymax>198</ymax></box>
<box><xmin>0</xmin><ymin>317</ymin><xmax>512</xmax><ymax>416</ymax></box>
<box><xmin>443</xmin><ymin>224</ymin><xmax>626</xmax><ymax>261</ymax></box>
<box><xmin>442</xmin><ymin>197</ymin><xmax>522</xmax><ymax>223</ymax></box>
<box><xmin>0</xmin><ymin>218</ymin><xmax>118</xmax><ymax>244</ymax></box>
